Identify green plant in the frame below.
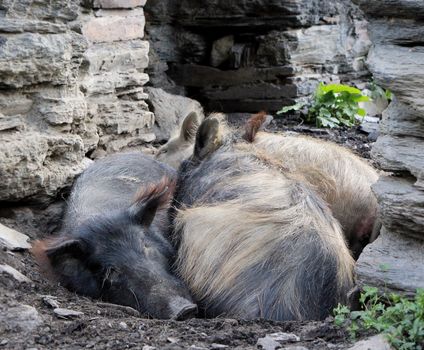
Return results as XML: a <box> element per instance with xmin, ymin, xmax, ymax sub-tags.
<box><xmin>333</xmin><ymin>287</ymin><xmax>424</xmax><ymax>350</ymax></box>
<box><xmin>370</xmin><ymin>81</ymin><xmax>393</xmax><ymax>102</ymax></box>
<box><xmin>277</xmin><ymin>83</ymin><xmax>370</xmax><ymax>128</ymax></box>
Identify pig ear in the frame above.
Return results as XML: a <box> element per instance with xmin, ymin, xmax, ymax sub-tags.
<box><xmin>193</xmin><ymin>116</ymin><xmax>224</xmax><ymax>160</ymax></box>
<box><xmin>32</xmin><ymin>236</ymin><xmax>88</xmax><ymax>274</ymax></box>
<box><xmin>242</xmin><ymin>111</ymin><xmax>273</xmax><ymax>142</ymax></box>
<box><xmin>129</xmin><ymin>179</ymin><xmax>172</xmax><ymax>228</ymax></box>
<box><xmin>44</xmin><ymin>238</ymin><xmax>88</xmax><ymax>260</ymax></box>
<box><xmin>180</xmin><ymin>111</ymin><xmax>201</xmax><ymax>142</ymax></box>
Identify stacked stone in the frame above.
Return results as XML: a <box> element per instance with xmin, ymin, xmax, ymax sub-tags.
<box><xmin>0</xmin><ymin>0</ymin><xmax>152</xmax><ymax>202</ymax></box>
<box><xmin>145</xmin><ymin>0</ymin><xmax>370</xmax><ymax>112</ymax></box>
<box><xmin>353</xmin><ymin>0</ymin><xmax>424</xmax><ymax>296</ymax></box>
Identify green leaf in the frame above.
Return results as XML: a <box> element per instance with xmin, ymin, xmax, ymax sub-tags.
<box><xmin>353</xmin><ymin>95</ymin><xmax>371</xmax><ymax>103</ymax></box>
<box><xmin>276</xmin><ymin>102</ymin><xmax>306</xmax><ymax>115</ymax></box>
<box><xmin>357</xmin><ymin>108</ymin><xmax>366</xmax><ymax>117</ymax></box>
<box><xmin>320</xmin><ymin>83</ymin><xmax>362</xmax><ymax>95</ymax></box>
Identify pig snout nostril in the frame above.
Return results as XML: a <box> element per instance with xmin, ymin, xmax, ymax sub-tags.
<box><xmin>168</xmin><ymin>296</ymin><xmax>197</xmax><ymax>320</ymax></box>
<box><xmin>175</xmin><ymin>303</ymin><xmax>197</xmax><ymax>320</ymax></box>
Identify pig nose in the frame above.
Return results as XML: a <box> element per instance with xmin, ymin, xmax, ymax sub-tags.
<box><xmin>168</xmin><ymin>297</ymin><xmax>198</xmax><ymax>320</ymax></box>
<box><xmin>175</xmin><ymin>303</ymin><xmax>198</xmax><ymax>320</ymax></box>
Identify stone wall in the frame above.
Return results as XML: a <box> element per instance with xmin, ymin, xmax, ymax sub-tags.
<box><xmin>353</xmin><ymin>0</ymin><xmax>424</xmax><ymax>296</ymax></box>
<box><xmin>144</xmin><ymin>0</ymin><xmax>371</xmax><ymax>112</ymax></box>
<box><xmin>0</xmin><ymin>0</ymin><xmax>153</xmax><ymax>202</ymax></box>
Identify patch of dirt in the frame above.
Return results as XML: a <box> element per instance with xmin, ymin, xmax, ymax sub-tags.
<box><xmin>0</xmin><ymin>119</ymin><xmax>378</xmax><ymax>350</ymax></box>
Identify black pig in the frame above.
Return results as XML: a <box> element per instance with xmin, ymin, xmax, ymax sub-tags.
<box><xmin>33</xmin><ymin>152</ymin><xmax>197</xmax><ymax>320</ymax></box>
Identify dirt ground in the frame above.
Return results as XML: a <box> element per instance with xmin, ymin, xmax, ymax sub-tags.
<box><xmin>0</xmin><ymin>116</ymin><xmax>378</xmax><ymax>350</ymax></box>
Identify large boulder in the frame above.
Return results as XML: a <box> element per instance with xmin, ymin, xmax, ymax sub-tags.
<box><xmin>145</xmin><ymin>87</ymin><xmax>204</xmax><ymax>142</ymax></box>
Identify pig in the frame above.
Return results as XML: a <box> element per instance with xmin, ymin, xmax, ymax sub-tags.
<box><xmin>32</xmin><ymin>152</ymin><xmax>197</xmax><ymax>320</ymax></box>
<box><xmin>156</xmin><ymin>111</ymin><xmax>203</xmax><ymax>169</ymax></box>
<box><xmin>243</xmin><ymin>112</ymin><xmax>380</xmax><ymax>258</ymax></box>
<box><xmin>170</xmin><ymin>115</ymin><xmax>355</xmax><ymax>321</ymax></box>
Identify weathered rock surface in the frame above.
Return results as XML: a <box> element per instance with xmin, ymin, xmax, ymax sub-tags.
<box><xmin>53</xmin><ymin>308</ymin><xmax>84</xmax><ymax>319</ymax></box>
<box><xmin>82</xmin><ymin>8</ymin><xmax>145</xmax><ymax>43</ymax></box>
<box><xmin>0</xmin><ymin>264</ymin><xmax>31</xmax><ymax>283</ymax></box>
<box><xmin>0</xmin><ymin>32</ymin><xmax>87</xmax><ymax>88</ymax></box>
<box><xmin>372</xmin><ymin>135</ymin><xmax>424</xmax><ymax>187</ymax></box>
<box><xmin>367</xmin><ymin>44</ymin><xmax>424</xmax><ymax>111</ymax></box>
<box><xmin>355</xmin><ymin>0</ymin><xmax>424</xmax><ymax>297</ymax></box>
<box><xmin>0</xmin><ymin>0</ymin><xmax>153</xmax><ymax>202</ymax></box>
<box><xmin>0</xmin><ymin>304</ymin><xmax>42</xmax><ymax>333</ymax></box>
<box><xmin>356</xmin><ymin>227</ymin><xmax>424</xmax><ymax>297</ymax></box>
<box><xmin>347</xmin><ymin>334</ymin><xmax>391</xmax><ymax>350</ymax></box>
<box><xmin>379</xmin><ymin>98</ymin><xmax>424</xmax><ymax>139</ymax></box>
<box><xmin>352</xmin><ymin>0</ymin><xmax>424</xmax><ymax>18</ymax></box>
<box><xmin>0</xmin><ymin>224</ymin><xmax>31</xmax><ymax>251</ymax></box>
<box><xmin>257</xmin><ymin>332</ymin><xmax>300</xmax><ymax>350</ymax></box>
<box><xmin>373</xmin><ymin>176</ymin><xmax>424</xmax><ymax>241</ymax></box>
<box><xmin>145</xmin><ymin>0</ymin><xmax>370</xmax><ymax>112</ymax></box>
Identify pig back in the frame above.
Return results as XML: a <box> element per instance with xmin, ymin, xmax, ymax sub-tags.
<box><xmin>63</xmin><ymin>153</ymin><xmax>176</xmax><ymax>230</ymax></box>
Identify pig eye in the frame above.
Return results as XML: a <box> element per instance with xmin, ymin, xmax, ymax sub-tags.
<box><xmin>103</xmin><ymin>267</ymin><xmax>121</xmax><ymax>284</ymax></box>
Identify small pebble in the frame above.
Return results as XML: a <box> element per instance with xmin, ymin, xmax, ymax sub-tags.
<box><xmin>0</xmin><ymin>264</ymin><xmax>31</xmax><ymax>283</ymax></box>
<box><xmin>119</xmin><ymin>321</ymin><xmax>128</xmax><ymax>329</ymax></box>
<box><xmin>53</xmin><ymin>308</ymin><xmax>84</xmax><ymax>319</ymax></box>
<box><xmin>42</xmin><ymin>296</ymin><xmax>59</xmax><ymax>309</ymax></box>
<box><xmin>167</xmin><ymin>337</ymin><xmax>179</xmax><ymax>343</ymax></box>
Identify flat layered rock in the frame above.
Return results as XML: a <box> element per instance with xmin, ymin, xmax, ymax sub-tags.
<box><xmin>380</xmin><ymin>98</ymin><xmax>424</xmax><ymax>139</ymax></box>
<box><xmin>169</xmin><ymin>64</ymin><xmax>293</xmax><ymax>88</ymax></box>
<box><xmin>372</xmin><ymin>176</ymin><xmax>424</xmax><ymax>241</ymax></box>
<box><xmin>356</xmin><ymin>228</ymin><xmax>424</xmax><ymax>297</ymax></box>
<box><xmin>92</xmin><ymin>0</ymin><xmax>146</xmax><ymax>8</ymax></box>
<box><xmin>369</xmin><ymin>18</ymin><xmax>424</xmax><ymax>45</ymax></box>
<box><xmin>84</xmin><ymin>40</ymin><xmax>149</xmax><ymax>74</ymax></box>
<box><xmin>0</xmin><ymin>264</ymin><xmax>31</xmax><ymax>283</ymax></box>
<box><xmin>347</xmin><ymin>334</ymin><xmax>391</xmax><ymax>350</ymax></box>
<box><xmin>203</xmin><ymin>83</ymin><xmax>297</xmax><ymax>100</ymax></box>
<box><xmin>371</xmin><ymin>134</ymin><xmax>424</xmax><ymax>188</ymax></box>
<box><xmin>0</xmin><ymin>32</ymin><xmax>87</xmax><ymax>88</ymax></box>
<box><xmin>353</xmin><ymin>0</ymin><xmax>424</xmax><ymax>19</ymax></box>
<box><xmin>146</xmin><ymin>87</ymin><xmax>204</xmax><ymax>141</ymax></box>
<box><xmin>0</xmin><ymin>0</ymin><xmax>79</xmax><ymax>22</ymax></box>
<box><xmin>53</xmin><ymin>308</ymin><xmax>84</xmax><ymax>319</ymax></box>
<box><xmin>0</xmin><ymin>304</ymin><xmax>42</xmax><ymax>333</ymax></box>
<box><xmin>82</xmin><ymin>8</ymin><xmax>145</xmax><ymax>43</ymax></box>
<box><xmin>0</xmin><ymin>132</ymin><xmax>88</xmax><ymax>201</ymax></box>
<box><xmin>0</xmin><ymin>18</ymin><xmax>67</xmax><ymax>33</ymax></box>
<box><xmin>367</xmin><ymin>44</ymin><xmax>424</xmax><ymax>111</ymax></box>
<box><xmin>0</xmin><ymin>224</ymin><xmax>31</xmax><ymax>251</ymax></box>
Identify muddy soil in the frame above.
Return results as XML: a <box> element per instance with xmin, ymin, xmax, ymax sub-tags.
<box><xmin>0</xmin><ymin>117</ymin><xmax>378</xmax><ymax>350</ymax></box>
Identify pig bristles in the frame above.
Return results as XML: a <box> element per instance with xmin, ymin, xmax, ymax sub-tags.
<box><xmin>133</xmin><ymin>177</ymin><xmax>176</xmax><ymax>208</ymax></box>
<box><xmin>243</xmin><ymin>111</ymin><xmax>268</xmax><ymax>142</ymax></box>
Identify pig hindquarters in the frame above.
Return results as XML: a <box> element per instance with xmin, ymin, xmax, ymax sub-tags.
<box><xmin>171</xmin><ymin>116</ymin><xmax>355</xmax><ymax>321</ymax></box>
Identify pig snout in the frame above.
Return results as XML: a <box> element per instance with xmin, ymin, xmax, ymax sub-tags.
<box><xmin>141</xmin><ymin>272</ymin><xmax>197</xmax><ymax>320</ymax></box>
<box><xmin>168</xmin><ymin>296</ymin><xmax>197</xmax><ymax>320</ymax></box>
